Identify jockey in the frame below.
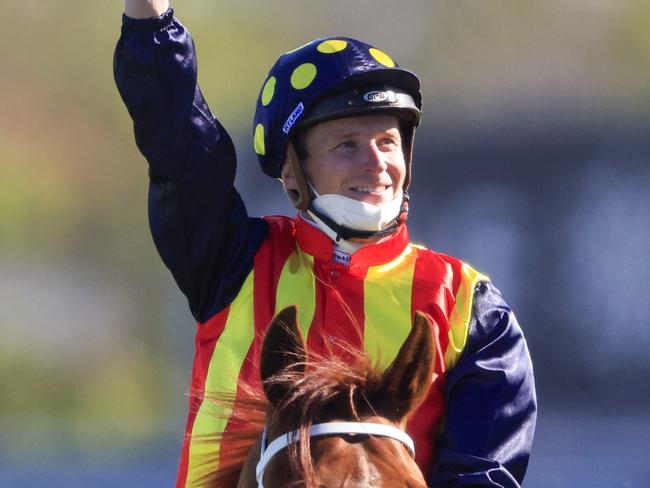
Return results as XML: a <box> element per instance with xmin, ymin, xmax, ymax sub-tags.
<box><xmin>115</xmin><ymin>2</ymin><xmax>537</xmax><ymax>487</ymax></box>
<box><xmin>251</xmin><ymin>34</ymin><xmax>420</xmax><ymax>250</ymax></box>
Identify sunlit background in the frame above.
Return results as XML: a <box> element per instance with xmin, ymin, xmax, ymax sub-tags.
<box><xmin>1</xmin><ymin>1</ymin><xmax>648</xmax><ymax>486</ymax></box>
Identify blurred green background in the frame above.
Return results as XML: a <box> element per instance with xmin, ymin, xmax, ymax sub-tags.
<box><xmin>1</xmin><ymin>1</ymin><xmax>649</xmax><ymax>486</ymax></box>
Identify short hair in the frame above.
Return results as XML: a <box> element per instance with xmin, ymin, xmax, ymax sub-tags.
<box><xmin>290</xmin><ymin>126</ymin><xmax>310</xmax><ymax>163</ymax></box>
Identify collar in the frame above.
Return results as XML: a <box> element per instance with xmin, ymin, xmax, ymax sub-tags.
<box><xmin>294</xmin><ymin>214</ymin><xmax>410</xmax><ymax>270</ymax></box>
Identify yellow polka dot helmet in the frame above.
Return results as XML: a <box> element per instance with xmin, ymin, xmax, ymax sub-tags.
<box><xmin>253</xmin><ymin>36</ymin><xmax>422</xmax><ymax>204</ymax></box>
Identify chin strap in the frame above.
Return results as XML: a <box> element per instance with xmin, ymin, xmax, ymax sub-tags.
<box><xmin>307</xmin><ymin>192</ymin><xmax>409</xmax><ymax>242</ymax></box>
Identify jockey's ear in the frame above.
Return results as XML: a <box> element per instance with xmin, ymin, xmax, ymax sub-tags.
<box><xmin>379</xmin><ymin>311</ymin><xmax>436</xmax><ymax>421</ymax></box>
<box><xmin>260</xmin><ymin>306</ymin><xmax>306</xmax><ymax>406</ymax></box>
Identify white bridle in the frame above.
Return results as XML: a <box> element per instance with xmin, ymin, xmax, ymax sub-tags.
<box><xmin>255</xmin><ymin>421</ymin><xmax>416</xmax><ymax>487</ymax></box>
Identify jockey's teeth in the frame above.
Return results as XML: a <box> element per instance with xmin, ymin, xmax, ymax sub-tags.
<box><xmin>355</xmin><ymin>186</ymin><xmax>387</xmax><ymax>193</ymax></box>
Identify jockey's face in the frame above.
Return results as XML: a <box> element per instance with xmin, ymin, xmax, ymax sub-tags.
<box><xmin>284</xmin><ymin>114</ymin><xmax>406</xmax><ymax>207</ymax></box>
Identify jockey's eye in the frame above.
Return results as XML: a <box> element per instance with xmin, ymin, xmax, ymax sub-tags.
<box><xmin>334</xmin><ymin>139</ymin><xmax>357</xmax><ymax>150</ymax></box>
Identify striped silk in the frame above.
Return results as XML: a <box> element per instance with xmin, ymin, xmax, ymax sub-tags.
<box><xmin>177</xmin><ymin>216</ymin><xmax>487</xmax><ymax>486</ymax></box>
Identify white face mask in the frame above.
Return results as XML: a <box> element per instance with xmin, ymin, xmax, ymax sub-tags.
<box><xmin>306</xmin><ymin>188</ymin><xmax>404</xmax><ymax>251</ymax></box>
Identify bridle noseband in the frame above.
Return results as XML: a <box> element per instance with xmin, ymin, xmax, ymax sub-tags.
<box><xmin>255</xmin><ymin>421</ymin><xmax>416</xmax><ymax>487</ymax></box>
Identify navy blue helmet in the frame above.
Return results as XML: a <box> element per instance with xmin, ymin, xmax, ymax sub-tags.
<box><xmin>253</xmin><ymin>37</ymin><xmax>422</xmax><ymax>181</ymax></box>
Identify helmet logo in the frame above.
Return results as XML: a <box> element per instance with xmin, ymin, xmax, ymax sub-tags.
<box><xmin>282</xmin><ymin>102</ymin><xmax>305</xmax><ymax>134</ymax></box>
<box><xmin>363</xmin><ymin>90</ymin><xmax>394</xmax><ymax>103</ymax></box>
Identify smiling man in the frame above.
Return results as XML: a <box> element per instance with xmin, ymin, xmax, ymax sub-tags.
<box><xmin>114</xmin><ymin>1</ymin><xmax>536</xmax><ymax>487</ymax></box>
<box><xmin>289</xmin><ymin>115</ymin><xmax>405</xmax><ymax>208</ymax></box>
<box><xmin>284</xmin><ymin>114</ymin><xmax>409</xmax><ymax>253</ymax></box>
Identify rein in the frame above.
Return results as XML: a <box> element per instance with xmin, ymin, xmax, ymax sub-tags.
<box><xmin>255</xmin><ymin>421</ymin><xmax>416</xmax><ymax>487</ymax></box>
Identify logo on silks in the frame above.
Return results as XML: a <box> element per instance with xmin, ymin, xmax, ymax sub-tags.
<box><xmin>283</xmin><ymin>102</ymin><xmax>305</xmax><ymax>134</ymax></box>
<box><xmin>363</xmin><ymin>90</ymin><xmax>396</xmax><ymax>103</ymax></box>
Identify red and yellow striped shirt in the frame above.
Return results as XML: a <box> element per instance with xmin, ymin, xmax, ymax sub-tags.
<box><xmin>176</xmin><ymin>215</ymin><xmax>486</xmax><ymax>486</ymax></box>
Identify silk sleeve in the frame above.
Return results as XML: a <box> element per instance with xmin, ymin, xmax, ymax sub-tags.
<box><xmin>430</xmin><ymin>281</ymin><xmax>537</xmax><ymax>487</ymax></box>
<box><xmin>113</xmin><ymin>8</ymin><xmax>267</xmax><ymax>322</ymax></box>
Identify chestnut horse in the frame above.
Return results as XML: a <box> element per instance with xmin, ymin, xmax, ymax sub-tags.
<box><xmin>202</xmin><ymin>306</ymin><xmax>434</xmax><ymax>487</ymax></box>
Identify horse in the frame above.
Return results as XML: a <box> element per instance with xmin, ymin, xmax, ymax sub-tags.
<box><xmin>201</xmin><ymin>305</ymin><xmax>435</xmax><ymax>487</ymax></box>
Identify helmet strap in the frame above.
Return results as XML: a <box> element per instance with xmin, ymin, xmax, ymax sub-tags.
<box><xmin>284</xmin><ymin>142</ymin><xmax>311</xmax><ymax>211</ymax></box>
<box><xmin>401</xmin><ymin>123</ymin><xmax>416</xmax><ymax>190</ymax></box>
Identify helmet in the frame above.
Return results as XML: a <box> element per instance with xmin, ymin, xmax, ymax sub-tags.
<box><xmin>253</xmin><ymin>37</ymin><xmax>422</xmax><ymax>187</ymax></box>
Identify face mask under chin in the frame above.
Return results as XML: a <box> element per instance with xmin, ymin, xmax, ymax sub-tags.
<box><xmin>304</xmin><ymin>186</ymin><xmax>404</xmax><ymax>252</ymax></box>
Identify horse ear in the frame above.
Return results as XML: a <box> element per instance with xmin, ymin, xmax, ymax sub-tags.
<box><xmin>379</xmin><ymin>311</ymin><xmax>436</xmax><ymax>420</ymax></box>
<box><xmin>260</xmin><ymin>305</ymin><xmax>306</xmax><ymax>406</ymax></box>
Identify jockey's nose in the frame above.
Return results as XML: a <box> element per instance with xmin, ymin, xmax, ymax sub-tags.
<box><xmin>361</xmin><ymin>141</ymin><xmax>388</xmax><ymax>174</ymax></box>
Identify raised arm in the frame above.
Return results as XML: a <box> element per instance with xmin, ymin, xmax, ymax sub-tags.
<box><xmin>114</xmin><ymin>6</ymin><xmax>267</xmax><ymax>322</ymax></box>
<box><xmin>430</xmin><ymin>282</ymin><xmax>537</xmax><ymax>487</ymax></box>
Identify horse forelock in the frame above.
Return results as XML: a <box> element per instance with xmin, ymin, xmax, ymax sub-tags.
<box><xmin>195</xmin><ymin>343</ymin><xmax>421</xmax><ymax>487</ymax></box>
<box><xmin>264</xmin><ymin>347</ymin><xmax>395</xmax><ymax>486</ymax></box>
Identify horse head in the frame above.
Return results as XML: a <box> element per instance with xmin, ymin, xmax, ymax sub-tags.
<box><xmin>238</xmin><ymin>305</ymin><xmax>434</xmax><ymax>487</ymax></box>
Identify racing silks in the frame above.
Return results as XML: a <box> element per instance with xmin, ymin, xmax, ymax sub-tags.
<box><xmin>176</xmin><ymin>216</ymin><xmax>487</xmax><ymax>486</ymax></box>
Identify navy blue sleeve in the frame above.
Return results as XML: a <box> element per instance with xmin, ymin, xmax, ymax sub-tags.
<box><xmin>113</xmin><ymin>9</ymin><xmax>267</xmax><ymax>322</ymax></box>
<box><xmin>430</xmin><ymin>281</ymin><xmax>537</xmax><ymax>487</ymax></box>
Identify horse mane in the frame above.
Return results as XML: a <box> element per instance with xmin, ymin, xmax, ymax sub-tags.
<box><xmin>195</xmin><ymin>344</ymin><xmax>401</xmax><ymax>487</ymax></box>
<box><xmin>263</xmin><ymin>347</ymin><xmax>392</xmax><ymax>487</ymax></box>
<box><xmin>193</xmin><ymin>382</ymin><xmax>267</xmax><ymax>488</ymax></box>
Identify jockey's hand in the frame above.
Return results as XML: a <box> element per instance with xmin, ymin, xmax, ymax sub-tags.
<box><xmin>124</xmin><ymin>0</ymin><xmax>170</xmax><ymax>19</ymax></box>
